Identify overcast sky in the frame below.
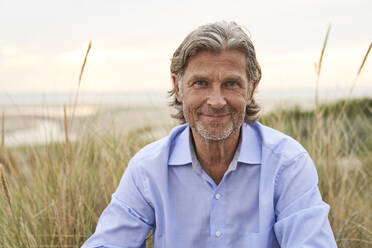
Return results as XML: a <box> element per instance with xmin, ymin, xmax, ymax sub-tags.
<box><xmin>0</xmin><ymin>0</ymin><xmax>371</xmax><ymax>94</ymax></box>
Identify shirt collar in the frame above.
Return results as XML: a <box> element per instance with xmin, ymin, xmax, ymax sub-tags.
<box><xmin>168</xmin><ymin>123</ymin><xmax>262</xmax><ymax>166</ymax></box>
<box><xmin>168</xmin><ymin>126</ymin><xmax>192</xmax><ymax>166</ymax></box>
<box><xmin>238</xmin><ymin>122</ymin><xmax>262</xmax><ymax>165</ymax></box>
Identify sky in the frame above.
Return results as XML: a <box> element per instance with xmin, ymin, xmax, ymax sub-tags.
<box><xmin>0</xmin><ymin>0</ymin><xmax>371</xmax><ymax>94</ymax></box>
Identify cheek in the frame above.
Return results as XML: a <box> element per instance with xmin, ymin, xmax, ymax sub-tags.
<box><xmin>226</xmin><ymin>92</ymin><xmax>248</xmax><ymax>109</ymax></box>
<box><xmin>183</xmin><ymin>94</ymin><xmax>205</xmax><ymax>109</ymax></box>
<box><xmin>182</xmin><ymin>98</ymin><xmax>199</xmax><ymax>116</ymax></box>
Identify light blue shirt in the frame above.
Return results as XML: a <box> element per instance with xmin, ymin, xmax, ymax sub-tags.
<box><xmin>82</xmin><ymin>122</ymin><xmax>337</xmax><ymax>248</ymax></box>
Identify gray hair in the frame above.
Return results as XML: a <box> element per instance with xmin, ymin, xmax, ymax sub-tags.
<box><xmin>169</xmin><ymin>21</ymin><xmax>261</xmax><ymax>124</ymax></box>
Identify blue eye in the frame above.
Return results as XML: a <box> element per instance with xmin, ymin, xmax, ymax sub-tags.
<box><xmin>226</xmin><ymin>81</ymin><xmax>238</xmax><ymax>87</ymax></box>
<box><xmin>194</xmin><ymin>81</ymin><xmax>207</xmax><ymax>86</ymax></box>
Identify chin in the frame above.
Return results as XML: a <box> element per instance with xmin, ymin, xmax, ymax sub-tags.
<box><xmin>195</xmin><ymin>124</ymin><xmax>236</xmax><ymax>141</ymax></box>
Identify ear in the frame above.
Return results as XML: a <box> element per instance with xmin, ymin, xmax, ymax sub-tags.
<box><xmin>246</xmin><ymin>81</ymin><xmax>259</xmax><ymax>106</ymax></box>
<box><xmin>171</xmin><ymin>73</ymin><xmax>182</xmax><ymax>103</ymax></box>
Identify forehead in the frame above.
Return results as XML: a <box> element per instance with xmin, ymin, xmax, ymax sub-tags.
<box><xmin>184</xmin><ymin>50</ymin><xmax>247</xmax><ymax>79</ymax></box>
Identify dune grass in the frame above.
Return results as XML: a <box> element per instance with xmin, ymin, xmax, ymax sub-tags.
<box><xmin>0</xmin><ymin>98</ymin><xmax>371</xmax><ymax>247</ymax></box>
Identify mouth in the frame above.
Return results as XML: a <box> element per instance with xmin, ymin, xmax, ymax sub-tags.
<box><xmin>200</xmin><ymin>113</ymin><xmax>230</xmax><ymax>121</ymax></box>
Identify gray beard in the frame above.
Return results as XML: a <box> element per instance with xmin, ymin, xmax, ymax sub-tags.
<box><xmin>194</xmin><ymin>121</ymin><xmax>236</xmax><ymax>141</ymax></box>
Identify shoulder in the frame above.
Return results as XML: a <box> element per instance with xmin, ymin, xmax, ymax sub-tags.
<box><xmin>247</xmin><ymin>123</ymin><xmax>320</xmax><ymax>204</ymax></box>
<box><xmin>128</xmin><ymin>124</ymin><xmax>188</xmax><ymax>169</ymax></box>
<box><xmin>249</xmin><ymin>121</ymin><xmax>307</xmax><ymax>161</ymax></box>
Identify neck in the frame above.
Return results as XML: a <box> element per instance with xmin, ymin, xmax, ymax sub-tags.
<box><xmin>191</xmin><ymin>127</ymin><xmax>241</xmax><ymax>184</ymax></box>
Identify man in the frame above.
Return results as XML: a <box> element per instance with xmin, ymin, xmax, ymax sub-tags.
<box><xmin>82</xmin><ymin>21</ymin><xmax>337</xmax><ymax>247</ymax></box>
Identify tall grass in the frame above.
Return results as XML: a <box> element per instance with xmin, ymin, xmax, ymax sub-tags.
<box><xmin>0</xmin><ymin>99</ymin><xmax>371</xmax><ymax>247</ymax></box>
<box><xmin>0</xmin><ymin>122</ymin><xmax>166</xmax><ymax>247</ymax></box>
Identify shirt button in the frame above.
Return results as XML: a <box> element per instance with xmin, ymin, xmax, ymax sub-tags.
<box><xmin>215</xmin><ymin>193</ymin><xmax>221</xmax><ymax>200</ymax></box>
<box><xmin>215</xmin><ymin>231</ymin><xmax>222</xmax><ymax>237</ymax></box>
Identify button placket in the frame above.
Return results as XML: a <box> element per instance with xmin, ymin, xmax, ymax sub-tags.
<box><xmin>210</xmin><ymin>183</ymin><xmax>226</xmax><ymax>247</ymax></box>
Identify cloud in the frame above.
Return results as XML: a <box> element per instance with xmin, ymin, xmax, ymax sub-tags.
<box><xmin>57</xmin><ymin>47</ymin><xmax>148</xmax><ymax>65</ymax></box>
<box><xmin>0</xmin><ymin>45</ymin><xmax>44</xmax><ymax>69</ymax></box>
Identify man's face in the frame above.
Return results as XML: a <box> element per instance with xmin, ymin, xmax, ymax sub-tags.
<box><xmin>173</xmin><ymin>50</ymin><xmax>255</xmax><ymax>141</ymax></box>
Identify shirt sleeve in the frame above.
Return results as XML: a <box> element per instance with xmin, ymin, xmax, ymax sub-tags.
<box><xmin>81</xmin><ymin>159</ymin><xmax>155</xmax><ymax>248</ymax></box>
<box><xmin>273</xmin><ymin>152</ymin><xmax>338</xmax><ymax>247</ymax></box>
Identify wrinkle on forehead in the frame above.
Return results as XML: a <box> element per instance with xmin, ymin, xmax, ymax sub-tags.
<box><xmin>183</xmin><ymin>50</ymin><xmax>248</xmax><ymax>82</ymax></box>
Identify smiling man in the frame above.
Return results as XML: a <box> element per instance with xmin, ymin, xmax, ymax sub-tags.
<box><xmin>82</xmin><ymin>21</ymin><xmax>337</xmax><ymax>248</ymax></box>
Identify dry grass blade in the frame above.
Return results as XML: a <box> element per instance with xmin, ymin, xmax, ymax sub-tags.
<box><xmin>356</xmin><ymin>42</ymin><xmax>372</xmax><ymax>76</ymax></box>
<box><xmin>1</xmin><ymin>112</ymin><xmax>4</xmax><ymax>155</ymax></box>
<box><xmin>33</xmin><ymin>201</ymin><xmax>56</xmax><ymax>219</ymax></box>
<box><xmin>72</xmin><ymin>41</ymin><xmax>92</xmax><ymax>122</ymax></box>
<box><xmin>0</xmin><ymin>163</ymin><xmax>12</xmax><ymax>210</ymax></box>
<box><xmin>78</xmin><ymin>41</ymin><xmax>92</xmax><ymax>86</ymax></box>
<box><xmin>315</xmin><ymin>24</ymin><xmax>331</xmax><ymax>111</ymax></box>
<box><xmin>316</xmin><ymin>24</ymin><xmax>331</xmax><ymax>77</ymax></box>
<box><xmin>64</xmin><ymin>105</ymin><xmax>69</xmax><ymax>147</ymax></box>
<box><xmin>349</xmin><ymin>42</ymin><xmax>372</xmax><ymax>95</ymax></box>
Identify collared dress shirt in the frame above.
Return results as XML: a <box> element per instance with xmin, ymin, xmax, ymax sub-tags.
<box><xmin>82</xmin><ymin>122</ymin><xmax>337</xmax><ymax>248</ymax></box>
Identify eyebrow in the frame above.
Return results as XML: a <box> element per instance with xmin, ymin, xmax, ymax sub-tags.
<box><xmin>186</xmin><ymin>75</ymin><xmax>208</xmax><ymax>84</ymax></box>
<box><xmin>186</xmin><ymin>74</ymin><xmax>245</xmax><ymax>84</ymax></box>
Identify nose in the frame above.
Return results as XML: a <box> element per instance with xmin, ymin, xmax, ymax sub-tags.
<box><xmin>206</xmin><ymin>86</ymin><xmax>226</xmax><ymax>109</ymax></box>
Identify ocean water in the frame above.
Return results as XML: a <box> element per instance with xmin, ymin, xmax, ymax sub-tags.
<box><xmin>5</xmin><ymin>120</ymin><xmax>77</xmax><ymax>147</ymax></box>
<box><xmin>1</xmin><ymin>88</ymin><xmax>372</xmax><ymax>106</ymax></box>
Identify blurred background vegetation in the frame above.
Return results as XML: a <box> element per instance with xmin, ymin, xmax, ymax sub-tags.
<box><xmin>0</xmin><ymin>97</ymin><xmax>371</xmax><ymax>247</ymax></box>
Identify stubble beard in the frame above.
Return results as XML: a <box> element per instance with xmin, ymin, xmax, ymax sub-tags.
<box><xmin>195</xmin><ymin>118</ymin><xmax>235</xmax><ymax>141</ymax></box>
<box><xmin>185</xmin><ymin>105</ymin><xmax>245</xmax><ymax>142</ymax></box>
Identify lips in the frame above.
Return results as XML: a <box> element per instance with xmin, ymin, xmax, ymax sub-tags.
<box><xmin>200</xmin><ymin>113</ymin><xmax>230</xmax><ymax>121</ymax></box>
<box><xmin>202</xmin><ymin>113</ymin><xmax>229</xmax><ymax>117</ymax></box>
